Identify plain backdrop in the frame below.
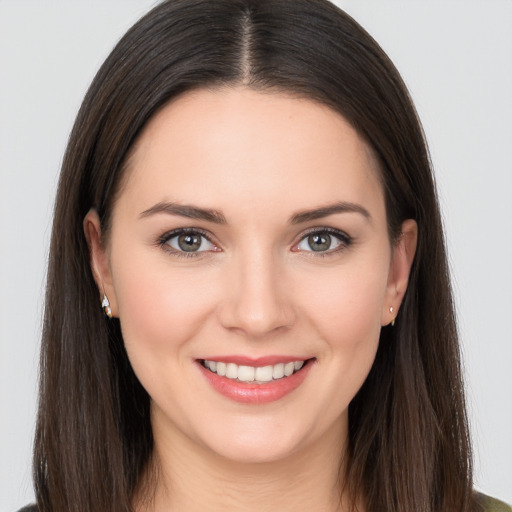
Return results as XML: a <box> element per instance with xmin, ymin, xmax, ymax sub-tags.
<box><xmin>1</xmin><ymin>1</ymin><xmax>511</xmax><ymax>510</ymax></box>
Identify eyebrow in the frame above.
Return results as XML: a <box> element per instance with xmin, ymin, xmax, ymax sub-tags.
<box><xmin>289</xmin><ymin>201</ymin><xmax>371</xmax><ymax>224</ymax></box>
<box><xmin>139</xmin><ymin>200</ymin><xmax>370</xmax><ymax>225</ymax></box>
<box><xmin>139</xmin><ymin>202</ymin><xmax>227</xmax><ymax>224</ymax></box>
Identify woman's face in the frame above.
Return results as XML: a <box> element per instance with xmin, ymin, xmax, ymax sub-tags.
<box><xmin>86</xmin><ymin>87</ymin><xmax>416</xmax><ymax>464</ymax></box>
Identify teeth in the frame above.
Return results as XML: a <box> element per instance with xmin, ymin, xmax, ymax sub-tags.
<box><xmin>203</xmin><ymin>359</ymin><xmax>307</xmax><ymax>383</ymax></box>
<box><xmin>216</xmin><ymin>362</ymin><xmax>226</xmax><ymax>376</ymax></box>
<box><xmin>273</xmin><ymin>363</ymin><xmax>284</xmax><ymax>379</ymax></box>
<box><xmin>284</xmin><ymin>362</ymin><xmax>295</xmax><ymax>376</ymax></box>
<box><xmin>226</xmin><ymin>363</ymin><xmax>238</xmax><ymax>379</ymax></box>
<box><xmin>255</xmin><ymin>365</ymin><xmax>273</xmax><ymax>382</ymax></box>
<box><xmin>238</xmin><ymin>365</ymin><xmax>255</xmax><ymax>382</ymax></box>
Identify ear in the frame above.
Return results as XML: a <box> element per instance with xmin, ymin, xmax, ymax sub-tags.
<box><xmin>381</xmin><ymin>219</ymin><xmax>418</xmax><ymax>326</ymax></box>
<box><xmin>83</xmin><ymin>209</ymin><xmax>118</xmax><ymax>317</ymax></box>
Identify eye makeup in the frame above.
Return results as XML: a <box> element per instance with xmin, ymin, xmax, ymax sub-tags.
<box><xmin>155</xmin><ymin>225</ymin><xmax>354</xmax><ymax>260</ymax></box>
<box><xmin>157</xmin><ymin>227</ymin><xmax>219</xmax><ymax>259</ymax></box>
<box><xmin>292</xmin><ymin>226</ymin><xmax>353</xmax><ymax>258</ymax></box>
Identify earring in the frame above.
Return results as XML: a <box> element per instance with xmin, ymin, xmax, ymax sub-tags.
<box><xmin>390</xmin><ymin>306</ymin><xmax>395</xmax><ymax>327</ymax></box>
<box><xmin>102</xmin><ymin>294</ymin><xmax>113</xmax><ymax>318</ymax></box>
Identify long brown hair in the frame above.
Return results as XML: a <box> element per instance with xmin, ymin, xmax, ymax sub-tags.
<box><xmin>34</xmin><ymin>1</ymin><xmax>473</xmax><ymax>510</ymax></box>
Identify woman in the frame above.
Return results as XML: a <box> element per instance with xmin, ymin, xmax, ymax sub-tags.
<box><xmin>15</xmin><ymin>0</ymin><xmax>511</xmax><ymax>511</ymax></box>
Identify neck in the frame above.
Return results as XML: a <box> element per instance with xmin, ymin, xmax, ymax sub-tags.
<box><xmin>135</xmin><ymin>410</ymin><xmax>354</xmax><ymax>512</ymax></box>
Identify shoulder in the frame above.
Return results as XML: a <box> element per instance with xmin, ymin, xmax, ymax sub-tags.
<box><xmin>15</xmin><ymin>506</ymin><xmax>37</xmax><ymax>512</ymax></box>
<box><xmin>475</xmin><ymin>492</ymin><xmax>512</xmax><ymax>512</ymax></box>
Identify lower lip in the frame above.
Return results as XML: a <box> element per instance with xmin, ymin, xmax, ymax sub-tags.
<box><xmin>197</xmin><ymin>360</ymin><xmax>314</xmax><ymax>404</ymax></box>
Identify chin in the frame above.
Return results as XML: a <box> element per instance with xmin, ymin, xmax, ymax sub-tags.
<box><xmin>211</xmin><ymin>439</ymin><xmax>303</xmax><ymax>465</ymax></box>
<box><xmin>195</xmin><ymin>417</ymin><xmax>318</xmax><ymax>466</ymax></box>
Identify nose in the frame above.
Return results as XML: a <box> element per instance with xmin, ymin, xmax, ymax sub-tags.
<box><xmin>217</xmin><ymin>248</ymin><xmax>297</xmax><ymax>339</ymax></box>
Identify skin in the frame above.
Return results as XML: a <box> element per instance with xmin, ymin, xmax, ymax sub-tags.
<box><xmin>85</xmin><ymin>87</ymin><xmax>417</xmax><ymax>512</ymax></box>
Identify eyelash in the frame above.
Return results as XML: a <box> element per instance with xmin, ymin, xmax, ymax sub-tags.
<box><xmin>295</xmin><ymin>227</ymin><xmax>353</xmax><ymax>258</ymax></box>
<box><xmin>157</xmin><ymin>227</ymin><xmax>353</xmax><ymax>259</ymax></box>
<box><xmin>157</xmin><ymin>227</ymin><xmax>217</xmax><ymax>259</ymax></box>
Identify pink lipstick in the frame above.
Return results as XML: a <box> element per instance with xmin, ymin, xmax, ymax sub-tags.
<box><xmin>196</xmin><ymin>356</ymin><xmax>314</xmax><ymax>404</ymax></box>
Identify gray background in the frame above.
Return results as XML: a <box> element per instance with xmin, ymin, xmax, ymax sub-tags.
<box><xmin>1</xmin><ymin>1</ymin><xmax>511</xmax><ymax>510</ymax></box>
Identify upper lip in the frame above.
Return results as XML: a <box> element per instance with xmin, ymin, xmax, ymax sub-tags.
<box><xmin>198</xmin><ymin>355</ymin><xmax>312</xmax><ymax>366</ymax></box>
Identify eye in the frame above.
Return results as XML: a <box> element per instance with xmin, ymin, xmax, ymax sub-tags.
<box><xmin>295</xmin><ymin>229</ymin><xmax>350</xmax><ymax>254</ymax></box>
<box><xmin>160</xmin><ymin>229</ymin><xmax>217</xmax><ymax>254</ymax></box>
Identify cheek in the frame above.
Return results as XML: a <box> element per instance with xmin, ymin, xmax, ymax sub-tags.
<box><xmin>295</xmin><ymin>254</ymin><xmax>389</xmax><ymax>401</ymax></box>
<box><xmin>111</xmin><ymin>252</ymin><xmax>217</xmax><ymax>360</ymax></box>
<box><xmin>282</xmin><ymin>257</ymin><xmax>390</xmax><ymax>435</ymax></box>
<box><xmin>111</xmin><ymin>256</ymin><xmax>221</xmax><ymax>410</ymax></box>
<box><xmin>299</xmin><ymin>258</ymin><xmax>389</xmax><ymax>346</ymax></box>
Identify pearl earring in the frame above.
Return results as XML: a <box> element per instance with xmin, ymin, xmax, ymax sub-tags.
<box><xmin>390</xmin><ymin>306</ymin><xmax>395</xmax><ymax>327</ymax></box>
<box><xmin>102</xmin><ymin>294</ymin><xmax>113</xmax><ymax>318</ymax></box>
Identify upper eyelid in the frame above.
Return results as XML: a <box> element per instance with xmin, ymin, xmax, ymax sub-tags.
<box><xmin>295</xmin><ymin>226</ymin><xmax>351</xmax><ymax>242</ymax></box>
<box><xmin>158</xmin><ymin>227</ymin><xmax>216</xmax><ymax>244</ymax></box>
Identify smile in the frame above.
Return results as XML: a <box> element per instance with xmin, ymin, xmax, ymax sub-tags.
<box><xmin>202</xmin><ymin>359</ymin><xmax>305</xmax><ymax>383</ymax></box>
<box><xmin>198</xmin><ymin>357</ymin><xmax>314</xmax><ymax>404</ymax></box>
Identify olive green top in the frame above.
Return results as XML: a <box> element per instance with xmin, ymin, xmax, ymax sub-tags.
<box><xmin>476</xmin><ymin>493</ymin><xmax>512</xmax><ymax>512</ymax></box>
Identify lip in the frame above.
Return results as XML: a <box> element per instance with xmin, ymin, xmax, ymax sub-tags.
<box><xmin>196</xmin><ymin>357</ymin><xmax>315</xmax><ymax>404</ymax></box>
<box><xmin>200</xmin><ymin>354</ymin><xmax>310</xmax><ymax>366</ymax></box>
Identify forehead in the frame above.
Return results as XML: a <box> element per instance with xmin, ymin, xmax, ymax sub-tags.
<box><xmin>117</xmin><ymin>86</ymin><xmax>384</xmax><ymax>222</ymax></box>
